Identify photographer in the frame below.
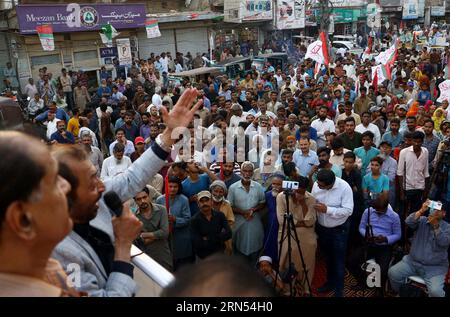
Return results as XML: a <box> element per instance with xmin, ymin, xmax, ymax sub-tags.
<box><xmin>388</xmin><ymin>200</ymin><xmax>450</xmax><ymax>297</ymax></box>
<box><xmin>276</xmin><ymin>175</ymin><xmax>317</xmax><ymax>295</ymax></box>
<box><xmin>350</xmin><ymin>196</ymin><xmax>401</xmax><ymax>293</ymax></box>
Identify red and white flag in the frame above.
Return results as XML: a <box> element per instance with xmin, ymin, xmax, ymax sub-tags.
<box><xmin>375</xmin><ymin>39</ymin><xmax>399</xmax><ymax>66</ymax></box>
<box><xmin>36</xmin><ymin>24</ymin><xmax>54</xmax><ymax>51</ymax></box>
<box><xmin>305</xmin><ymin>31</ymin><xmax>330</xmax><ymax>66</ymax></box>
<box><xmin>372</xmin><ymin>64</ymin><xmax>391</xmax><ymax>91</ymax></box>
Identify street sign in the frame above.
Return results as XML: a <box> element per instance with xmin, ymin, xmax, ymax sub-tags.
<box><xmin>116</xmin><ymin>38</ymin><xmax>132</xmax><ymax>66</ymax></box>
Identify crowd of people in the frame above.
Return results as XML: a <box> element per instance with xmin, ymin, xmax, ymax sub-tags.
<box><xmin>1</xmin><ymin>26</ymin><xmax>450</xmax><ymax>298</ymax></box>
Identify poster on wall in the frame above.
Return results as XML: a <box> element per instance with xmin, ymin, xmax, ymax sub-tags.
<box><xmin>242</xmin><ymin>0</ymin><xmax>273</xmax><ymax>20</ymax></box>
<box><xmin>276</xmin><ymin>0</ymin><xmax>305</xmax><ymax>29</ymax></box>
<box><xmin>430</xmin><ymin>0</ymin><xmax>446</xmax><ymax>16</ymax></box>
<box><xmin>402</xmin><ymin>0</ymin><xmax>419</xmax><ymax>19</ymax></box>
<box><xmin>116</xmin><ymin>38</ymin><xmax>132</xmax><ymax>66</ymax></box>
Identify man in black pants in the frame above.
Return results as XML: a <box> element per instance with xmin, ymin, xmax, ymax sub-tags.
<box><xmin>348</xmin><ymin>196</ymin><xmax>402</xmax><ymax>294</ymax></box>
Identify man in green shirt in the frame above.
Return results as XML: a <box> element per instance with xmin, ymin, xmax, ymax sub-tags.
<box><xmin>336</xmin><ymin>117</ymin><xmax>363</xmax><ymax>151</ymax></box>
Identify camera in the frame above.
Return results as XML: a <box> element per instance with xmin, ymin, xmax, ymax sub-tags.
<box><xmin>282</xmin><ymin>180</ymin><xmax>299</xmax><ymax>190</ymax></box>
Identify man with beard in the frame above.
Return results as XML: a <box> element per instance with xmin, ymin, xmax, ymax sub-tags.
<box><xmin>190</xmin><ymin>191</ymin><xmax>232</xmax><ymax>259</ymax></box>
<box><xmin>81</xmin><ymin>132</ymin><xmax>103</xmax><ymax>177</ymax></box>
<box><xmin>135</xmin><ymin>187</ymin><xmax>172</xmax><ymax>271</ymax></box>
<box><xmin>309</xmin><ymin>147</ymin><xmax>342</xmax><ymax>183</ymax></box>
<box><xmin>101</xmin><ymin>143</ymin><xmax>132</xmax><ymax>181</ymax></box>
<box><xmin>50</xmin><ymin>120</ymin><xmax>75</xmax><ymax>144</ymax></box>
<box><xmin>214</xmin><ymin>161</ymin><xmax>241</xmax><ymax>189</ymax></box>
<box><xmin>228</xmin><ymin>162</ymin><xmax>266</xmax><ymax>265</ymax></box>
<box><xmin>51</xmin><ymin>88</ymin><xmax>202</xmax><ymax>296</ymax></box>
<box><xmin>311</xmin><ymin>106</ymin><xmax>336</xmax><ymax>148</ymax></box>
<box><xmin>210</xmin><ymin>180</ymin><xmax>235</xmax><ymax>255</ymax></box>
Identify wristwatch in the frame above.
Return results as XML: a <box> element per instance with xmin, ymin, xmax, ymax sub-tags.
<box><xmin>155</xmin><ymin>134</ymin><xmax>172</xmax><ymax>152</ymax></box>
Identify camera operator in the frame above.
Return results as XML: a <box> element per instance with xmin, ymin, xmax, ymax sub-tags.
<box><xmin>312</xmin><ymin>169</ymin><xmax>354</xmax><ymax>297</ymax></box>
<box><xmin>388</xmin><ymin>200</ymin><xmax>450</xmax><ymax>297</ymax></box>
<box><xmin>51</xmin><ymin>89</ymin><xmax>202</xmax><ymax>296</ymax></box>
<box><xmin>431</xmin><ymin>137</ymin><xmax>450</xmax><ymax>223</ymax></box>
<box><xmin>349</xmin><ymin>196</ymin><xmax>401</xmax><ymax>293</ymax></box>
<box><xmin>276</xmin><ymin>175</ymin><xmax>317</xmax><ymax>295</ymax></box>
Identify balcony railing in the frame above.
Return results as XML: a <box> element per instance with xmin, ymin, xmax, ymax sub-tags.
<box><xmin>130</xmin><ymin>245</ymin><xmax>174</xmax><ymax>297</ymax></box>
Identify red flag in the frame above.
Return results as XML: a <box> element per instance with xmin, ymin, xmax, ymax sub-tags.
<box><xmin>319</xmin><ymin>31</ymin><xmax>330</xmax><ymax>66</ymax></box>
<box><xmin>373</xmin><ymin>70</ymin><xmax>378</xmax><ymax>94</ymax></box>
<box><xmin>367</xmin><ymin>36</ymin><xmax>373</xmax><ymax>54</ymax></box>
<box><xmin>189</xmin><ymin>13</ymin><xmax>199</xmax><ymax>19</ymax></box>
<box><xmin>164</xmin><ymin>174</ymin><xmax>173</xmax><ymax>233</ymax></box>
<box><xmin>220</xmin><ymin>162</ymin><xmax>224</xmax><ymax>180</ymax></box>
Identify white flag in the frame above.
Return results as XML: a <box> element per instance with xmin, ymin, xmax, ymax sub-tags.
<box><xmin>305</xmin><ymin>39</ymin><xmax>329</xmax><ymax>65</ymax></box>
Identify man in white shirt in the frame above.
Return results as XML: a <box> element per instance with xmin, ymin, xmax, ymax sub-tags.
<box><xmin>45</xmin><ymin>111</ymin><xmax>61</xmax><ymax>140</ymax></box>
<box><xmin>355</xmin><ymin>111</ymin><xmax>381</xmax><ymax>147</ymax></box>
<box><xmin>254</xmin><ymin>100</ymin><xmax>277</xmax><ymax>120</ymax></box>
<box><xmin>397</xmin><ymin>131</ymin><xmax>429</xmax><ymax>217</ymax></box>
<box><xmin>229</xmin><ymin>104</ymin><xmax>247</xmax><ymax>134</ymax></box>
<box><xmin>109</xmin><ymin>128</ymin><xmax>135</xmax><ymax>157</ymax></box>
<box><xmin>312</xmin><ymin>169</ymin><xmax>354</xmax><ymax>297</ymax></box>
<box><xmin>152</xmin><ymin>86</ymin><xmax>163</xmax><ymax>108</ymax></box>
<box><xmin>24</xmin><ymin>78</ymin><xmax>38</xmax><ymax>99</ymax></box>
<box><xmin>27</xmin><ymin>93</ymin><xmax>45</xmax><ymax>117</ymax></box>
<box><xmin>100</xmin><ymin>143</ymin><xmax>132</xmax><ymax>181</ymax></box>
<box><xmin>160</xmin><ymin>52</ymin><xmax>169</xmax><ymax>74</ymax></box>
<box><xmin>311</xmin><ymin>106</ymin><xmax>336</xmax><ymax>148</ymax></box>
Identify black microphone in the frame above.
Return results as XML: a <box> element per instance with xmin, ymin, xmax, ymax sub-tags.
<box><xmin>104</xmin><ymin>191</ymin><xmax>123</xmax><ymax>217</ymax></box>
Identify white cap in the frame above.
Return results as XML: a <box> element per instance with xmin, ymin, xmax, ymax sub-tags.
<box><xmin>258</xmin><ymin>256</ymin><xmax>272</xmax><ymax>264</ymax></box>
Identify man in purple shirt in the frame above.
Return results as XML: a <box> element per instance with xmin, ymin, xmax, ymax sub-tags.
<box><xmin>348</xmin><ymin>196</ymin><xmax>401</xmax><ymax>293</ymax></box>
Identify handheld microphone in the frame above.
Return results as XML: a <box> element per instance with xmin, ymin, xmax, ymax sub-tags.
<box><xmin>104</xmin><ymin>191</ymin><xmax>123</xmax><ymax>217</ymax></box>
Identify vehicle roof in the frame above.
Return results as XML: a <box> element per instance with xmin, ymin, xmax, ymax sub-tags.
<box><xmin>169</xmin><ymin>67</ymin><xmax>223</xmax><ymax>77</ymax></box>
<box><xmin>292</xmin><ymin>35</ymin><xmax>314</xmax><ymax>39</ymax></box>
<box><xmin>333</xmin><ymin>35</ymin><xmax>354</xmax><ymax>39</ymax></box>
<box><xmin>332</xmin><ymin>40</ymin><xmax>354</xmax><ymax>45</ymax></box>
<box><xmin>215</xmin><ymin>57</ymin><xmax>252</xmax><ymax>66</ymax></box>
<box><xmin>255</xmin><ymin>52</ymin><xmax>287</xmax><ymax>58</ymax></box>
<box><xmin>0</xmin><ymin>96</ymin><xmax>19</xmax><ymax>106</ymax></box>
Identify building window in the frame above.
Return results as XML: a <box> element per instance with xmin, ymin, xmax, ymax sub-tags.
<box><xmin>30</xmin><ymin>54</ymin><xmax>61</xmax><ymax>67</ymax></box>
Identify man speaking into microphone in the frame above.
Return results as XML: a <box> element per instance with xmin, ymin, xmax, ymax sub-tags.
<box><xmin>51</xmin><ymin>89</ymin><xmax>202</xmax><ymax>297</ymax></box>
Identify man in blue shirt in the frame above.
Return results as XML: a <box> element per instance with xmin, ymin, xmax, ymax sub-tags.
<box><xmin>381</xmin><ymin>118</ymin><xmax>404</xmax><ymax>149</ymax></box>
<box><xmin>50</xmin><ymin>120</ymin><xmax>75</xmax><ymax>144</ymax></box>
<box><xmin>354</xmin><ymin>131</ymin><xmax>380</xmax><ymax>177</ymax></box>
<box><xmin>35</xmin><ymin>101</ymin><xmax>70</xmax><ymax>124</ymax></box>
<box><xmin>293</xmin><ymin>137</ymin><xmax>319</xmax><ymax>177</ymax></box>
<box><xmin>388</xmin><ymin>200</ymin><xmax>450</xmax><ymax>297</ymax></box>
<box><xmin>352</xmin><ymin>196</ymin><xmax>401</xmax><ymax>292</ymax></box>
<box><xmin>182</xmin><ymin>160</ymin><xmax>218</xmax><ymax>216</ymax></box>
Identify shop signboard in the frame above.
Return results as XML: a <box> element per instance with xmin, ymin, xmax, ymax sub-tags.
<box><xmin>276</xmin><ymin>0</ymin><xmax>305</xmax><ymax>29</ymax></box>
<box><xmin>402</xmin><ymin>0</ymin><xmax>419</xmax><ymax>19</ymax></box>
<box><xmin>17</xmin><ymin>4</ymin><xmax>146</xmax><ymax>34</ymax></box>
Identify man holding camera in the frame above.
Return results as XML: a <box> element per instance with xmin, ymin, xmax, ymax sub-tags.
<box><xmin>388</xmin><ymin>200</ymin><xmax>450</xmax><ymax>297</ymax></box>
<box><xmin>351</xmin><ymin>196</ymin><xmax>401</xmax><ymax>293</ymax></box>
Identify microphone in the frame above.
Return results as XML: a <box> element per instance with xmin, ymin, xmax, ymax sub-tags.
<box><xmin>104</xmin><ymin>191</ymin><xmax>123</xmax><ymax>217</ymax></box>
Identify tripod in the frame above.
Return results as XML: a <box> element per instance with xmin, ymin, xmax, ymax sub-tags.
<box><xmin>274</xmin><ymin>190</ymin><xmax>313</xmax><ymax>297</ymax></box>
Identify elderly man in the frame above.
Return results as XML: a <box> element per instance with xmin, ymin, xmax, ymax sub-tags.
<box><xmin>0</xmin><ymin>131</ymin><xmax>74</xmax><ymax>296</ymax></box>
<box><xmin>228</xmin><ymin>161</ymin><xmax>266</xmax><ymax>265</ymax></box>
<box><xmin>388</xmin><ymin>200</ymin><xmax>450</xmax><ymax>297</ymax></box>
<box><xmin>100</xmin><ymin>143</ymin><xmax>132</xmax><ymax>181</ymax></box>
<box><xmin>81</xmin><ymin>132</ymin><xmax>103</xmax><ymax>177</ymax></box>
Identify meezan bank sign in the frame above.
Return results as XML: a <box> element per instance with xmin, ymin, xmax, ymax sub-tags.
<box><xmin>16</xmin><ymin>4</ymin><xmax>147</xmax><ymax>34</ymax></box>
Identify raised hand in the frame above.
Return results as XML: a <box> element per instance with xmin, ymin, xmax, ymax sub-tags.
<box><xmin>159</xmin><ymin>88</ymin><xmax>202</xmax><ymax>146</ymax></box>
